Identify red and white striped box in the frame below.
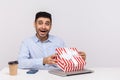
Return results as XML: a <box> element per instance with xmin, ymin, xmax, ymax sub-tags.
<box><xmin>56</xmin><ymin>48</ymin><xmax>86</xmax><ymax>72</ymax></box>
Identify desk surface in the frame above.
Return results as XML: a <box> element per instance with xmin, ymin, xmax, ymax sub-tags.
<box><xmin>0</xmin><ymin>67</ymin><xmax>120</xmax><ymax>80</ymax></box>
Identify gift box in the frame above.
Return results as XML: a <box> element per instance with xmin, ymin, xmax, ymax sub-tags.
<box><xmin>56</xmin><ymin>48</ymin><xmax>86</xmax><ymax>72</ymax></box>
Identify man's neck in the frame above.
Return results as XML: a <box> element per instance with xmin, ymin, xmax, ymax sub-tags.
<box><xmin>36</xmin><ymin>34</ymin><xmax>49</xmax><ymax>42</ymax></box>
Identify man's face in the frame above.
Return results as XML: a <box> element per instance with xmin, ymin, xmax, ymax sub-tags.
<box><xmin>34</xmin><ymin>17</ymin><xmax>51</xmax><ymax>40</ymax></box>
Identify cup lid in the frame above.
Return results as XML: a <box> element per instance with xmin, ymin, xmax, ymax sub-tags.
<box><xmin>8</xmin><ymin>61</ymin><xmax>18</xmax><ymax>65</ymax></box>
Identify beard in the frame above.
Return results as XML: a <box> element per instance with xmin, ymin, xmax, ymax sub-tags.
<box><xmin>36</xmin><ymin>30</ymin><xmax>49</xmax><ymax>41</ymax></box>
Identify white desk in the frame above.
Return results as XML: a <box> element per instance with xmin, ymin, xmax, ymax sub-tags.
<box><xmin>0</xmin><ymin>67</ymin><xmax>120</xmax><ymax>80</ymax></box>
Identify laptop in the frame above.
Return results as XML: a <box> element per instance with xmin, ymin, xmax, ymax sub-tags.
<box><xmin>48</xmin><ymin>69</ymin><xmax>93</xmax><ymax>77</ymax></box>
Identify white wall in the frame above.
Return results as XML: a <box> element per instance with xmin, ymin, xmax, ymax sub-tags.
<box><xmin>0</xmin><ymin>0</ymin><xmax>120</xmax><ymax>69</ymax></box>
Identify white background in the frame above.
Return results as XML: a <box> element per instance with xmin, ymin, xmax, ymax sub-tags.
<box><xmin>0</xmin><ymin>0</ymin><xmax>120</xmax><ymax>69</ymax></box>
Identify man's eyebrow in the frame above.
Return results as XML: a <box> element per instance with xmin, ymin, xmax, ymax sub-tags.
<box><xmin>46</xmin><ymin>21</ymin><xmax>50</xmax><ymax>22</ymax></box>
<box><xmin>38</xmin><ymin>20</ymin><xmax>42</xmax><ymax>22</ymax></box>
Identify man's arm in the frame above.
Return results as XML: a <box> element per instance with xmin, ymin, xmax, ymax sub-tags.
<box><xmin>18</xmin><ymin>41</ymin><xmax>45</xmax><ymax>69</ymax></box>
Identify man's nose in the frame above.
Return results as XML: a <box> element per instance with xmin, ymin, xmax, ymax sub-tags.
<box><xmin>42</xmin><ymin>24</ymin><xmax>46</xmax><ymax>29</ymax></box>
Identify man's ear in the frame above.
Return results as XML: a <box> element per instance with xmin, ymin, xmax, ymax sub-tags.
<box><xmin>34</xmin><ymin>22</ymin><xmax>36</xmax><ymax>28</ymax></box>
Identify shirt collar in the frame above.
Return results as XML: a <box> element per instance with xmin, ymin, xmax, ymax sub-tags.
<box><xmin>33</xmin><ymin>34</ymin><xmax>52</xmax><ymax>43</ymax></box>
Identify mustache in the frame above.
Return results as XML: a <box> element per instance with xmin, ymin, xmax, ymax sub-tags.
<box><xmin>39</xmin><ymin>30</ymin><xmax>48</xmax><ymax>32</ymax></box>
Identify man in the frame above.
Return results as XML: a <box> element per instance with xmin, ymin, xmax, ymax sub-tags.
<box><xmin>18</xmin><ymin>11</ymin><xmax>86</xmax><ymax>70</ymax></box>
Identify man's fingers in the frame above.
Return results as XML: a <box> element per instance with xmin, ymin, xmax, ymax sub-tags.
<box><xmin>79</xmin><ymin>52</ymin><xmax>86</xmax><ymax>56</ymax></box>
<box><xmin>78</xmin><ymin>51</ymin><xmax>86</xmax><ymax>60</ymax></box>
<box><xmin>51</xmin><ymin>54</ymin><xmax>57</xmax><ymax>59</ymax></box>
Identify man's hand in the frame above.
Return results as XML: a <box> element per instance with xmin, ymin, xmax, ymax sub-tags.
<box><xmin>43</xmin><ymin>54</ymin><xmax>57</xmax><ymax>65</ymax></box>
<box><xmin>78</xmin><ymin>51</ymin><xmax>86</xmax><ymax>61</ymax></box>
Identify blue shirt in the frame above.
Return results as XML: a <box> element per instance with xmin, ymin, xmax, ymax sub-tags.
<box><xmin>18</xmin><ymin>35</ymin><xmax>65</xmax><ymax>70</ymax></box>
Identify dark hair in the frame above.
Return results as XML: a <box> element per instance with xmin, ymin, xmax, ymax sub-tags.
<box><xmin>35</xmin><ymin>11</ymin><xmax>52</xmax><ymax>23</ymax></box>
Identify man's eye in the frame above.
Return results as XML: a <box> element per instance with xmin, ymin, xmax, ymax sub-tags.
<box><xmin>37</xmin><ymin>20</ymin><xmax>43</xmax><ymax>25</ymax></box>
<box><xmin>45</xmin><ymin>22</ymin><xmax>50</xmax><ymax>26</ymax></box>
<box><xmin>38</xmin><ymin>22</ymin><xmax>43</xmax><ymax>25</ymax></box>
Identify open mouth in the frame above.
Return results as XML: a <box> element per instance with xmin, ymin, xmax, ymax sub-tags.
<box><xmin>40</xmin><ymin>30</ymin><xmax>47</xmax><ymax>32</ymax></box>
<box><xmin>39</xmin><ymin>30</ymin><xmax>48</xmax><ymax>35</ymax></box>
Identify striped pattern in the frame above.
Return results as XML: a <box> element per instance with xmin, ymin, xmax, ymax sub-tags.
<box><xmin>56</xmin><ymin>48</ymin><xmax>86</xmax><ymax>72</ymax></box>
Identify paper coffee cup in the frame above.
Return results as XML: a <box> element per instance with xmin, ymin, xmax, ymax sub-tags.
<box><xmin>8</xmin><ymin>61</ymin><xmax>18</xmax><ymax>75</ymax></box>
